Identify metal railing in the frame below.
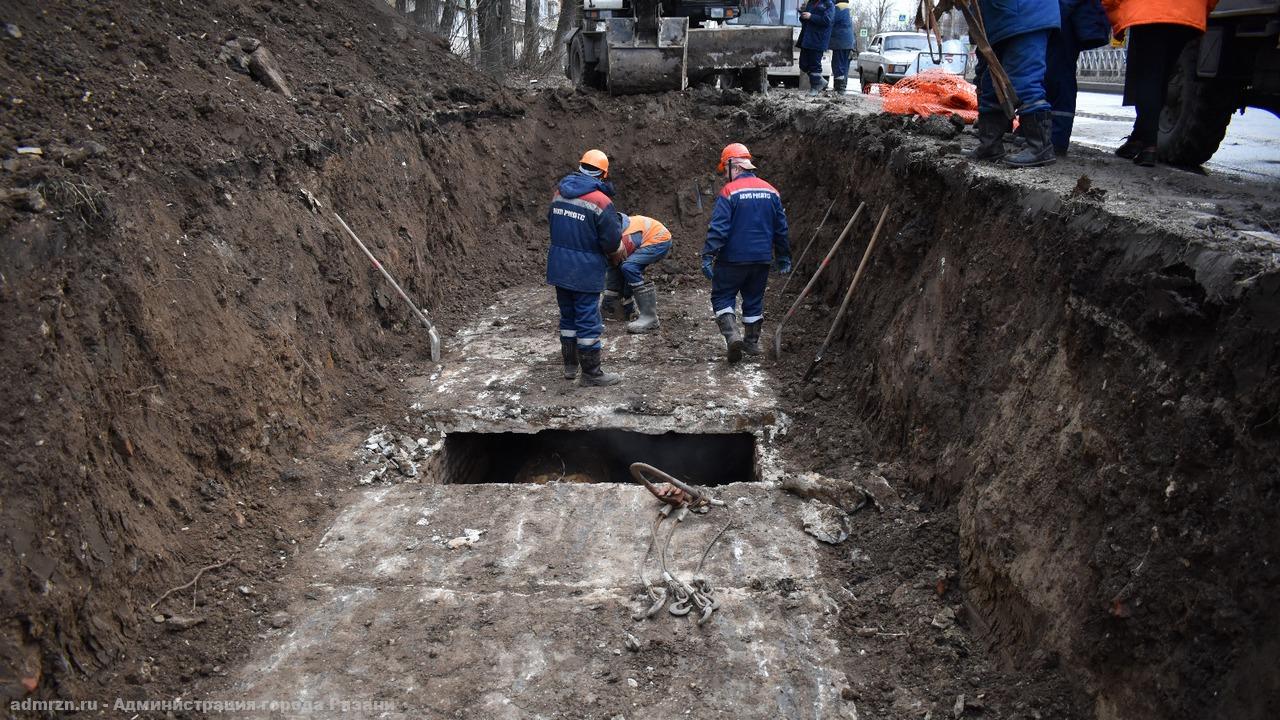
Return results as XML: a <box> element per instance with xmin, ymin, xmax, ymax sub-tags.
<box><xmin>1076</xmin><ymin>47</ymin><xmax>1127</xmax><ymax>82</ymax></box>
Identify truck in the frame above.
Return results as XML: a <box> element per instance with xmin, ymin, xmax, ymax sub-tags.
<box><xmin>1160</xmin><ymin>0</ymin><xmax>1280</xmax><ymax>166</ymax></box>
<box><xmin>565</xmin><ymin>0</ymin><xmax>795</xmax><ymax>94</ymax></box>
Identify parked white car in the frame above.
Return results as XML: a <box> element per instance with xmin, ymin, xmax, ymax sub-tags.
<box><xmin>856</xmin><ymin>32</ymin><xmax>968</xmax><ymax>91</ymax></box>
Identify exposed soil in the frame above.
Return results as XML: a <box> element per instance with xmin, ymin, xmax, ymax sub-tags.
<box><xmin>2</xmin><ymin>1</ymin><xmax>1278</xmax><ymax>719</ymax></box>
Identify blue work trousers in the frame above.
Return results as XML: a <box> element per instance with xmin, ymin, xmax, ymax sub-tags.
<box><xmin>799</xmin><ymin>48</ymin><xmax>825</xmax><ymax>76</ymax></box>
<box><xmin>978</xmin><ymin>30</ymin><xmax>1051</xmax><ymax>116</ymax></box>
<box><xmin>831</xmin><ymin>49</ymin><xmax>852</xmax><ymax>79</ymax></box>
<box><xmin>607</xmin><ymin>241</ymin><xmax>672</xmax><ymax>291</ymax></box>
<box><xmin>556</xmin><ymin>287</ymin><xmax>604</xmax><ymax>350</ymax></box>
<box><xmin>711</xmin><ymin>263</ymin><xmax>770</xmax><ymax>323</ymax></box>
<box><xmin>1044</xmin><ymin>29</ymin><xmax>1081</xmax><ymax>151</ymax></box>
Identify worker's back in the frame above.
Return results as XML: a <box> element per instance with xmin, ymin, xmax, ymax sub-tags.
<box><xmin>708</xmin><ymin>172</ymin><xmax>787</xmax><ymax>264</ymax></box>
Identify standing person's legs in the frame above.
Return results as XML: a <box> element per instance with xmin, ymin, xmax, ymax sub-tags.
<box><xmin>739</xmin><ymin>264</ymin><xmax>770</xmax><ymax>356</ymax></box>
<box><xmin>568</xmin><ymin>288</ymin><xmax>620</xmax><ymax>386</ymax></box>
<box><xmin>711</xmin><ymin>263</ymin><xmax>746</xmax><ymax>362</ymax></box>
<box><xmin>1123</xmin><ymin>24</ymin><xmax>1198</xmax><ymax>153</ymax></box>
<box><xmin>831</xmin><ymin>49</ymin><xmax>851</xmax><ymax>91</ymax></box>
<box><xmin>1000</xmin><ymin>30</ymin><xmax>1056</xmax><ymax>167</ymax></box>
<box><xmin>1044</xmin><ymin>29</ymin><xmax>1081</xmax><ymax>153</ymax></box>
<box><xmin>555</xmin><ymin>287</ymin><xmax>580</xmax><ymax>379</ymax></box>
<box><xmin>800</xmin><ymin>48</ymin><xmax>827</xmax><ymax>92</ymax></box>
<box><xmin>968</xmin><ymin>50</ymin><xmax>1013</xmax><ymax>160</ymax></box>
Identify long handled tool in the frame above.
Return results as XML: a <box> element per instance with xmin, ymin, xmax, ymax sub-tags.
<box><xmin>803</xmin><ymin>205</ymin><xmax>890</xmax><ymax>382</ymax></box>
<box><xmin>333</xmin><ymin>211</ymin><xmax>443</xmax><ymax>363</ymax></box>
<box><xmin>775</xmin><ymin>195</ymin><xmax>839</xmax><ymax>297</ymax></box>
<box><xmin>772</xmin><ymin>202</ymin><xmax>866</xmax><ymax>359</ymax></box>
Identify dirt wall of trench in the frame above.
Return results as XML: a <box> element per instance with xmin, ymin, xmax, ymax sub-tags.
<box><xmin>751</xmin><ymin>108</ymin><xmax>1280</xmax><ymax>720</ymax></box>
<box><xmin>0</xmin><ymin>0</ymin><xmax>738</xmax><ymax>701</ymax></box>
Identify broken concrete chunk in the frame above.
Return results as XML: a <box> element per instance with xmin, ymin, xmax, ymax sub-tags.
<box><xmin>268</xmin><ymin>611</ymin><xmax>291</xmax><ymax>629</ymax></box>
<box><xmin>248</xmin><ymin>47</ymin><xmax>293</xmax><ymax>99</ymax></box>
<box><xmin>165</xmin><ymin>615</ymin><xmax>206</xmax><ymax>631</ymax></box>
<box><xmin>781</xmin><ymin>471</ymin><xmax>869</xmax><ymax>514</ymax></box>
<box><xmin>445</xmin><ymin>528</ymin><xmax>484</xmax><ymax>550</ymax></box>
<box><xmin>800</xmin><ymin>499</ymin><xmax>851</xmax><ymax>545</ymax></box>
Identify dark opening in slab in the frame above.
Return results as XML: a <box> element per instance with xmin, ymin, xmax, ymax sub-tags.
<box><xmin>440</xmin><ymin>430</ymin><xmax>756</xmax><ymax>485</ymax></box>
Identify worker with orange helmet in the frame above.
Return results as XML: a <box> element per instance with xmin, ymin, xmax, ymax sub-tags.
<box><xmin>604</xmin><ymin>212</ymin><xmax>673</xmax><ymax>333</ymax></box>
<box><xmin>547</xmin><ymin>149</ymin><xmax>624</xmax><ymax>386</ymax></box>
<box><xmin>702</xmin><ymin>143</ymin><xmax>790</xmax><ymax>362</ymax></box>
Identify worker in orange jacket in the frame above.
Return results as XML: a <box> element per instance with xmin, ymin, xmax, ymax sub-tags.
<box><xmin>603</xmin><ymin>213</ymin><xmax>672</xmax><ymax>333</ymax></box>
<box><xmin>1103</xmin><ymin>0</ymin><xmax>1218</xmax><ymax>166</ymax></box>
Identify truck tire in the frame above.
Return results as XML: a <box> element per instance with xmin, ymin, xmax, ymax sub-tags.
<box><xmin>567</xmin><ymin>32</ymin><xmax>606</xmax><ymax>90</ymax></box>
<box><xmin>1158</xmin><ymin>37</ymin><xmax>1245</xmax><ymax>167</ymax></box>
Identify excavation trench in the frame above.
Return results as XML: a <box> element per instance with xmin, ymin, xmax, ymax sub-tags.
<box><xmin>6</xmin><ymin>32</ymin><xmax>1278</xmax><ymax>717</ymax></box>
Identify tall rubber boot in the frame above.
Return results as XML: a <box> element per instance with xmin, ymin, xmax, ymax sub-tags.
<box><xmin>1004</xmin><ymin>111</ymin><xmax>1057</xmax><ymax>168</ymax></box>
<box><xmin>964</xmin><ymin>111</ymin><xmax>1011</xmax><ymax>161</ymax></box>
<box><xmin>808</xmin><ymin>74</ymin><xmax>828</xmax><ymax>96</ymax></box>
<box><xmin>742</xmin><ymin>320</ymin><xmax>763</xmax><ymax>357</ymax></box>
<box><xmin>626</xmin><ymin>283</ymin><xmax>660</xmax><ymax>334</ymax></box>
<box><xmin>601</xmin><ymin>291</ymin><xmax>624</xmax><ymax>322</ymax></box>
<box><xmin>833</xmin><ymin>76</ymin><xmax>847</xmax><ymax>94</ymax></box>
<box><xmin>716</xmin><ymin>313</ymin><xmax>744</xmax><ymax>364</ymax></box>
<box><xmin>577</xmin><ymin>347</ymin><xmax>621</xmax><ymax>387</ymax></box>
<box><xmin>559</xmin><ymin>337</ymin><xmax>578</xmax><ymax>380</ymax></box>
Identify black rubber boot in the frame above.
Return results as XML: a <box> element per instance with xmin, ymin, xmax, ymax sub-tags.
<box><xmin>1134</xmin><ymin>146</ymin><xmax>1157</xmax><ymax>167</ymax></box>
<box><xmin>833</xmin><ymin>76</ymin><xmax>847</xmax><ymax>94</ymax></box>
<box><xmin>559</xmin><ymin>337</ymin><xmax>578</xmax><ymax>380</ymax></box>
<box><xmin>1004</xmin><ymin>111</ymin><xmax>1057</xmax><ymax>168</ymax></box>
<box><xmin>742</xmin><ymin>320</ymin><xmax>763</xmax><ymax>356</ymax></box>
<box><xmin>626</xmin><ymin>282</ymin><xmax>660</xmax><ymax>334</ymax></box>
<box><xmin>577</xmin><ymin>347</ymin><xmax>621</xmax><ymax>387</ymax></box>
<box><xmin>601</xmin><ymin>291</ymin><xmax>625</xmax><ymax>321</ymax></box>
<box><xmin>716</xmin><ymin>313</ymin><xmax>744</xmax><ymax>364</ymax></box>
<box><xmin>964</xmin><ymin>111</ymin><xmax>1011</xmax><ymax>161</ymax></box>
<box><xmin>1115</xmin><ymin>136</ymin><xmax>1144</xmax><ymax>160</ymax></box>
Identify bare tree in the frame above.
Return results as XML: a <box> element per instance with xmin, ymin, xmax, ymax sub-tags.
<box><xmin>477</xmin><ymin>0</ymin><xmax>504</xmax><ymax>76</ymax></box>
<box><xmin>521</xmin><ymin>0</ymin><xmax>541</xmax><ymax>67</ymax></box>
<box><xmin>467</xmin><ymin>0</ymin><xmax>480</xmax><ymax>64</ymax></box>
<box><xmin>850</xmin><ymin>0</ymin><xmax>894</xmax><ymax>38</ymax></box>
<box><xmin>440</xmin><ymin>0</ymin><xmax>460</xmax><ymax>41</ymax></box>
<box><xmin>544</xmin><ymin>0</ymin><xmax>579</xmax><ymax>64</ymax></box>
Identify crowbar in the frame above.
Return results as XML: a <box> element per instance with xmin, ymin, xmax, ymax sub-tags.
<box><xmin>772</xmin><ymin>202</ymin><xmax>865</xmax><ymax>359</ymax></box>
<box><xmin>775</xmin><ymin>194</ymin><xmax>839</xmax><ymax>297</ymax></box>
<box><xmin>803</xmin><ymin>205</ymin><xmax>889</xmax><ymax>382</ymax></box>
<box><xmin>333</xmin><ymin>211</ymin><xmax>442</xmax><ymax>363</ymax></box>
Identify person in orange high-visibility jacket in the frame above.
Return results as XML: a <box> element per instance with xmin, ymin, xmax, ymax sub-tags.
<box><xmin>1103</xmin><ymin>0</ymin><xmax>1218</xmax><ymax>166</ymax></box>
<box><xmin>603</xmin><ymin>213</ymin><xmax>672</xmax><ymax>334</ymax></box>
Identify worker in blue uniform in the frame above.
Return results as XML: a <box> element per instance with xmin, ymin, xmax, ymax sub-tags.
<box><xmin>829</xmin><ymin>2</ymin><xmax>856</xmax><ymax>94</ymax></box>
<box><xmin>547</xmin><ymin>149</ymin><xmax>623</xmax><ymax>386</ymax></box>
<box><xmin>797</xmin><ymin>0</ymin><xmax>835</xmax><ymax>95</ymax></box>
<box><xmin>966</xmin><ymin>0</ymin><xmax>1062</xmax><ymax>168</ymax></box>
<box><xmin>1045</xmin><ymin>0</ymin><xmax>1112</xmax><ymax>155</ymax></box>
<box><xmin>702</xmin><ymin>143</ymin><xmax>791</xmax><ymax>363</ymax></box>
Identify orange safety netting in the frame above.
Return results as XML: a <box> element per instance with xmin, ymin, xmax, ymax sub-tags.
<box><xmin>877</xmin><ymin>71</ymin><xmax>978</xmax><ymax>124</ymax></box>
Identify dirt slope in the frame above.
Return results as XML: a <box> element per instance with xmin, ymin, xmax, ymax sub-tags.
<box><xmin>746</xmin><ymin>105</ymin><xmax>1280</xmax><ymax>720</ymax></box>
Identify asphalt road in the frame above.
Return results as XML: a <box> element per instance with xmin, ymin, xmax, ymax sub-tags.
<box><xmin>1070</xmin><ymin>90</ymin><xmax>1280</xmax><ymax>181</ymax></box>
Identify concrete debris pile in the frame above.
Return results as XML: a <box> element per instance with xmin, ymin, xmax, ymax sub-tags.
<box><xmin>357</xmin><ymin>428</ymin><xmax>433</xmax><ymax>485</ymax></box>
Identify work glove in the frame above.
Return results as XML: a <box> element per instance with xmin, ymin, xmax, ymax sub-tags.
<box><xmin>701</xmin><ymin>256</ymin><xmax>715</xmax><ymax>280</ymax></box>
<box><xmin>774</xmin><ymin>255</ymin><xmax>792</xmax><ymax>275</ymax></box>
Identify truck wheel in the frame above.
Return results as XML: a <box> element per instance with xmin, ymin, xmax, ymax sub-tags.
<box><xmin>1158</xmin><ymin>37</ymin><xmax>1244</xmax><ymax>167</ymax></box>
<box><xmin>568</xmin><ymin>33</ymin><xmax>605</xmax><ymax>90</ymax></box>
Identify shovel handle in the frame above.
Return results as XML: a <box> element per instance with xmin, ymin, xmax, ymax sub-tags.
<box><xmin>806</xmin><ymin>205</ymin><xmax>890</xmax><ymax>379</ymax></box>
<box><xmin>772</xmin><ymin>202</ymin><xmax>866</xmax><ymax>358</ymax></box>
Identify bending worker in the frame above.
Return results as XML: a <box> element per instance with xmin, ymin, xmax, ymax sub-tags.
<box><xmin>547</xmin><ymin>149</ymin><xmax>623</xmax><ymax>386</ymax></box>
<box><xmin>702</xmin><ymin>143</ymin><xmax>790</xmax><ymax>363</ymax></box>
<box><xmin>604</xmin><ymin>212</ymin><xmax>672</xmax><ymax>334</ymax></box>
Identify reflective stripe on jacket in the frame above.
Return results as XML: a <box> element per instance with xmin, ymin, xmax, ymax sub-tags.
<box><xmin>1100</xmin><ymin>0</ymin><xmax>1216</xmax><ymax>35</ymax></box>
<box><xmin>546</xmin><ymin>172</ymin><xmax>622</xmax><ymax>293</ymax></box>
<box><xmin>617</xmin><ymin>215</ymin><xmax>673</xmax><ymax>258</ymax></box>
<box><xmin>702</xmin><ymin>172</ymin><xmax>790</xmax><ymax>265</ymax></box>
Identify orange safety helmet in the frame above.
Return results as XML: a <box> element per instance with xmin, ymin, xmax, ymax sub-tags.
<box><xmin>717</xmin><ymin>143</ymin><xmax>754</xmax><ymax>173</ymax></box>
<box><xmin>579</xmin><ymin>149</ymin><xmax>610</xmax><ymax>178</ymax></box>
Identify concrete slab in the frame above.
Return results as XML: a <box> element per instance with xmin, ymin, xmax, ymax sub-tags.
<box><xmin>225</xmin><ymin>286</ymin><xmax>860</xmax><ymax>718</ymax></box>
